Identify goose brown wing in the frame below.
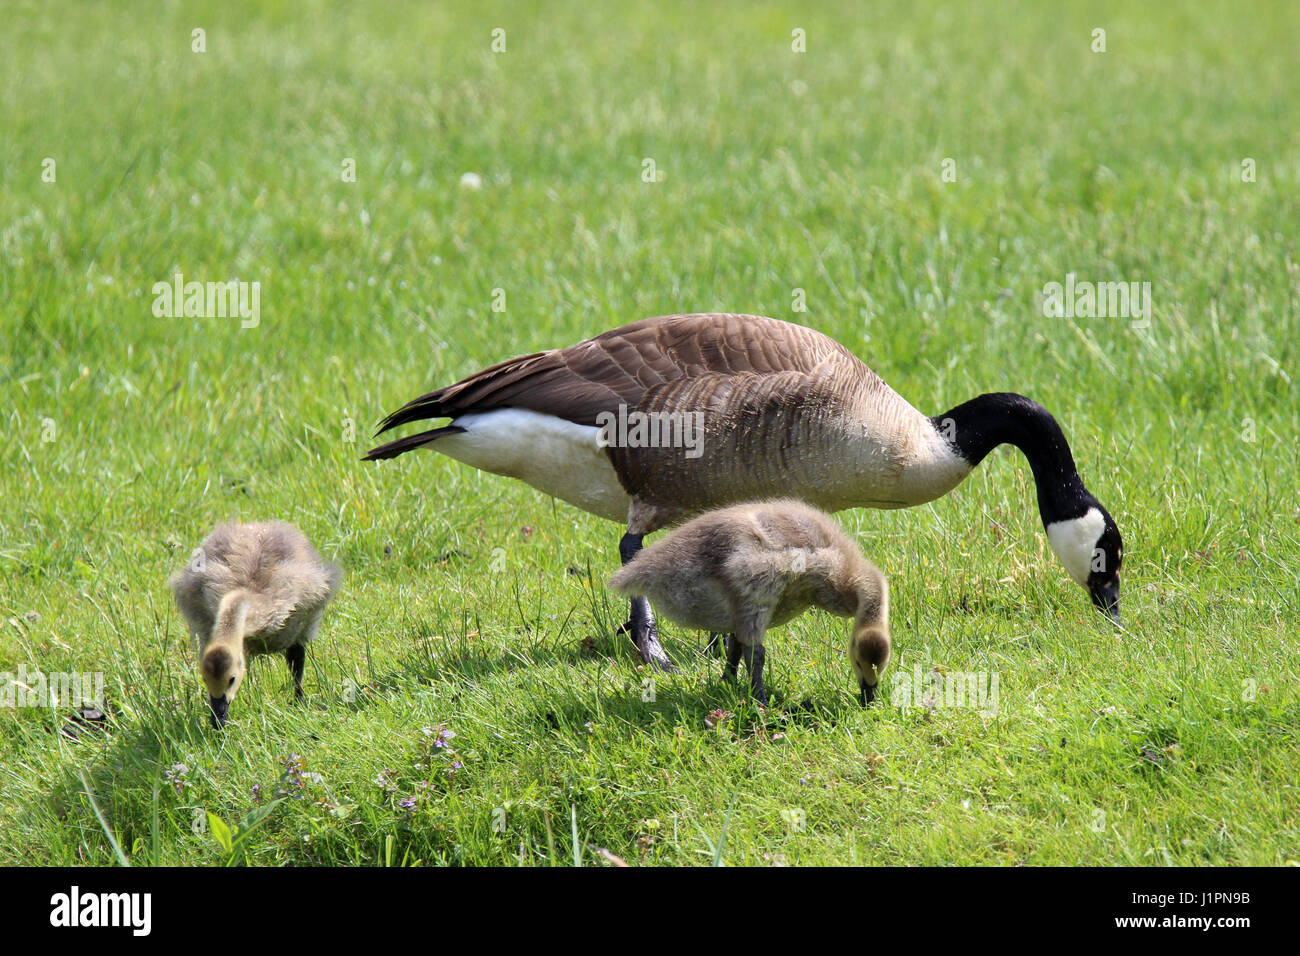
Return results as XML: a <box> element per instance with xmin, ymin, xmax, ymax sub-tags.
<box><xmin>373</xmin><ymin>313</ymin><xmax>871</xmax><ymax>433</ymax></box>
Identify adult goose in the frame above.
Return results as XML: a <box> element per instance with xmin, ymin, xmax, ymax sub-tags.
<box><xmin>366</xmin><ymin>313</ymin><xmax>1123</xmax><ymax>670</ymax></box>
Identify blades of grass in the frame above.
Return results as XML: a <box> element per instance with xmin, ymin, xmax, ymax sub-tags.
<box><xmin>571</xmin><ymin>803</ymin><xmax>582</xmax><ymax>867</ymax></box>
<box><xmin>544</xmin><ymin>811</ymin><xmax>556</xmax><ymax>866</ymax></box>
<box><xmin>78</xmin><ymin>770</ymin><xmax>130</xmax><ymax>867</ymax></box>
<box><xmin>713</xmin><ymin>797</ymin><xmax>736</xmax><ymax>867</ymax></box>
<box><xmin>150</xmin><ymin>774</ymin><xmax>160</xmax><ymax>866</ymax></box>
<box><xmin>229</xmin><ymin>798</ymin><xmax>286</xmax><ymax>865</ymax></box>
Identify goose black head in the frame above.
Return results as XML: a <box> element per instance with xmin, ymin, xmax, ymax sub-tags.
<box><xmin>930</xmin><ymin>392</ymin><xmax>1125</xmax><ymax>623</ymax></box>
<box><xmin>1045</xmin><ymin>497</ymin><xmax>1123</xmax><ymax>624</ymax></box>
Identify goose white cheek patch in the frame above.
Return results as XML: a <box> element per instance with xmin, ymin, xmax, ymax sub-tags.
<box><xmin>1046</xmin><ymin>507</ymin><xmax>1106</xmax><ymax>587</ymax></box>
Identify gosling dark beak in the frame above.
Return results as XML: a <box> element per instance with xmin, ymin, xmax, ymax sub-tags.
<box><xmin>859</xmin><ymin>680</ymin><xmax>877</xmax><ymax>707</ymax></box>
<box><xmin>209</xmin><ymin>695</ymin><xmax>229</xmax><ymax>728</ymax></box>
<box><xmin>1089</xmin><ymin>578</ymin><xmax>1121</xmax><ymax>625</ymax></box>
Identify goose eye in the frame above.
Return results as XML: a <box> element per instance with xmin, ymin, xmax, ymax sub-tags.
<box><xmin>228</xmin><ymin>676</ymin><xmax>236</xmax><ymax>688</ymax></box>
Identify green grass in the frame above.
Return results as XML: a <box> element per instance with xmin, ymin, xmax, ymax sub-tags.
<box><xmin>2</xmin><ymin>0</ymin><xmax>1297</xmax><ymax>866</ymax></box>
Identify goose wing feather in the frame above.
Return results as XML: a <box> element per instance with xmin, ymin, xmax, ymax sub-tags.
<box><xmin>375</xmin><ymin>313</ymin><xmax>877</xmax><ymax>432</ymax></box>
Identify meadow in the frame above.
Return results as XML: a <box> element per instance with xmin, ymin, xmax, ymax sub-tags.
<box><xmin>1</xmin><ymin>0</ymin><xmax>1297</xmax><ymax>866</ymax></box>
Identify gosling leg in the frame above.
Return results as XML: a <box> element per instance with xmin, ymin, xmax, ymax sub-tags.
<box><xmin>723</xmin><ymin>634</ymin><xmax>743</xmax><ymax>681</ymax></box>
<box><xmin>286</xmin><ymin>644</ymin><xmax>306</xmax><ymax>701</ymax></box>
<box><xmin>619</xmin><ymin>532</ymin><xmax>676</xmax><ymax>673</ymax></box>
<box><xmin>741</xmin><ymin>643</ymin><xmax>767</xmax><ymax>705</ymax></box>
<box><xmin>705</xmin><ymin>632</ymin><xmax>730</xmax><ymax>657</ymax></box>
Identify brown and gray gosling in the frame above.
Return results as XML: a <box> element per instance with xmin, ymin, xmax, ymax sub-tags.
<box><xmin>169</xmin><ymin>521</ymin><xmax>341</xmax><ymax>727</ymax></box>
<box><xmin>608</xmin><ymin>499</ymin><xmax>890</xmax><ymax>705</ymax></box>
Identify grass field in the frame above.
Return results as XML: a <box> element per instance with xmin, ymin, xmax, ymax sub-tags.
<box><xmin>2</xmin><ymin>0</ymin><xmax>1297</xmax><ymax>866</ymax></box>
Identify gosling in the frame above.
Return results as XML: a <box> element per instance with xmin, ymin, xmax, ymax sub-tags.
<box><xmin>608</xmin><ymin>499</ymin><xmax>890</xmax><ymax>705</ymax></box>
<box><xmin>169</xmin><ymin>521</ymin><xmax>341</xmax><ymax>727</ymax></box>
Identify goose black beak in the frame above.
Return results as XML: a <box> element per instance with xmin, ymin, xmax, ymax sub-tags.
<box><xmin>208</xmin><ymin>695</ymin><xmax>229</xmax><ymax>728</ymax></box>
<box><xmin>1089</xmin><ymin>578</ymin><xmax>1121</xmax><ymax>625</ymax></box>
<box><xmin>859</xmin><ymin>680</ymin><xmax>878</xmax><ymax>707</ymax></box>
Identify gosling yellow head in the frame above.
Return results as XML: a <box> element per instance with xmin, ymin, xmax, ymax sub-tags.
<box><xmin>850</xmin><ymin>622</ymin><xmax>892</xmax><ymax>705</ymax></box>
<box><xmin>200</xmin><ymin>644</ymin><xmax>245</xmax><ymax>727</ymax></box>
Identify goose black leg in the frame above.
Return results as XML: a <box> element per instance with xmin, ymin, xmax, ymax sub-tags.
<box><xmin>618</xmin><ymin>532</ymin><xmax>676</xmax><ymax>672</ymax></box>
<box><xmin>286</xmin><ymin>644</ymin><xmax>306</xmax><ymax>701</ymax></box>
<box><xmin>723</xmin><ymin>634</ymin><xmax>743</xmax><ymax>681</ymax></box>
<box><xmin>741</xmin><ymin>643</ymin><xmax>767</xmax><ymax>705</ymax></box>
<box><xmin>706</xmin><ymin>632</ymin><xmax>729</xmax><ymax>657</ymax></box>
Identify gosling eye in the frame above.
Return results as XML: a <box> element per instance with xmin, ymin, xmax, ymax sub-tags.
<box><xmin>227</xmin><ymin>677</ymin><xmax>236</xmax><ymax>688</ymax></box>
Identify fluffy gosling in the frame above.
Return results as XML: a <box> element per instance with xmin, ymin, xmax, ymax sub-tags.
<box><xmin>608</xmin><ymin>499</ymin><xmax>890</xmax><ymax>705</ymax></box>
<box><xmin>169</xmin><ymin>521</ymin><xmax>341</xmax><ymax>727</ymax></box>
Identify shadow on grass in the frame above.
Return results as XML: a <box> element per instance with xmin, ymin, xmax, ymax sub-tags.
<box><xmin>370</xmin><ymin>621</ymin><xmax>866</xmax><ymax>734</ymax></box>
<box><xmin>16</xmin><ymin>696</ymin><xmax>223</xmax><ymax>864</ymax></box>
<box><xmin>512</xmin><ymin>680</ymin><xmax>865</xmax><ymax>743</ymax></box>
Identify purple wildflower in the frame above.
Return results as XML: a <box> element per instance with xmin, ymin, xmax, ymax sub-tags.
<box><xmin>164</xmin><ymin>763</ymin><xmax>191</xmax><ymax>795</ymax></box>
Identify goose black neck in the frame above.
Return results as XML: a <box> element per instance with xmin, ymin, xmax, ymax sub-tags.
<box><xmin>932</xmin><ymin>392</ymin><xmax>1091</xmax><ymax>525</ymax></box>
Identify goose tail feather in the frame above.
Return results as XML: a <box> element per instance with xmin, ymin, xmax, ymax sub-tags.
<box><xmin>363</xmin><ymin>424</ymin><xmax>467</xmax><ymax>461</ymax></box>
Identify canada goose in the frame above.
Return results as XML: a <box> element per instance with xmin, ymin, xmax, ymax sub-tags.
<box><xmin>169</xmin><ymin>521</ymin><xmax>341</xmax><ymax>727</ymax></box>
<box><xmin>608</xmin><ymin>500</ymin><xmax>890</xmax><ymax>705</ymax></box>
<box><xmin>366</xmin><ymin>313</ymin><xmax>1123</xmax><ymax>670</ymax></box>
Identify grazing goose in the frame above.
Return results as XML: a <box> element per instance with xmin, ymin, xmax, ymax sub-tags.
<box><xmin>608</xmin><ymin>500</ymin><xmax>890</xmax><ymax>705</ymax></box>
<box><xmin>169</xmin><ymin>521</ymin><xmax>341</xmax><ymax>727</ymax></box>
<box><xmin>366</xmin><ymin>313</ymin><xmax>1123</xmax><ymax>670</ymax></box>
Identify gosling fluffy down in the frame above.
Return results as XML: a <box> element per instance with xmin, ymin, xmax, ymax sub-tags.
<box><xmin>169</xmin><ymin>521</ymin><xmax>341</xmax><ymax>727</ymax></box>
<box><xmin>608</xmin><ymin>499</ymin><xmax>890</xmax><ymax>704</ymax></box>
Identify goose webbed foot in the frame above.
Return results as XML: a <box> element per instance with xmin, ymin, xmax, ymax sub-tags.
<box><xmin>625</xmin><ymin>596</ymin><xmax>677</xmax><ymax>672</ymax></box>
<box><xmin>286</xmin><ymin>644</ymin><xmax>306</xmax><ymax>701</ymax></box>
<box><xmin>618</xmin><ymin>531</ymin><xmax>676</xmax><ymax>672</ymax></box>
